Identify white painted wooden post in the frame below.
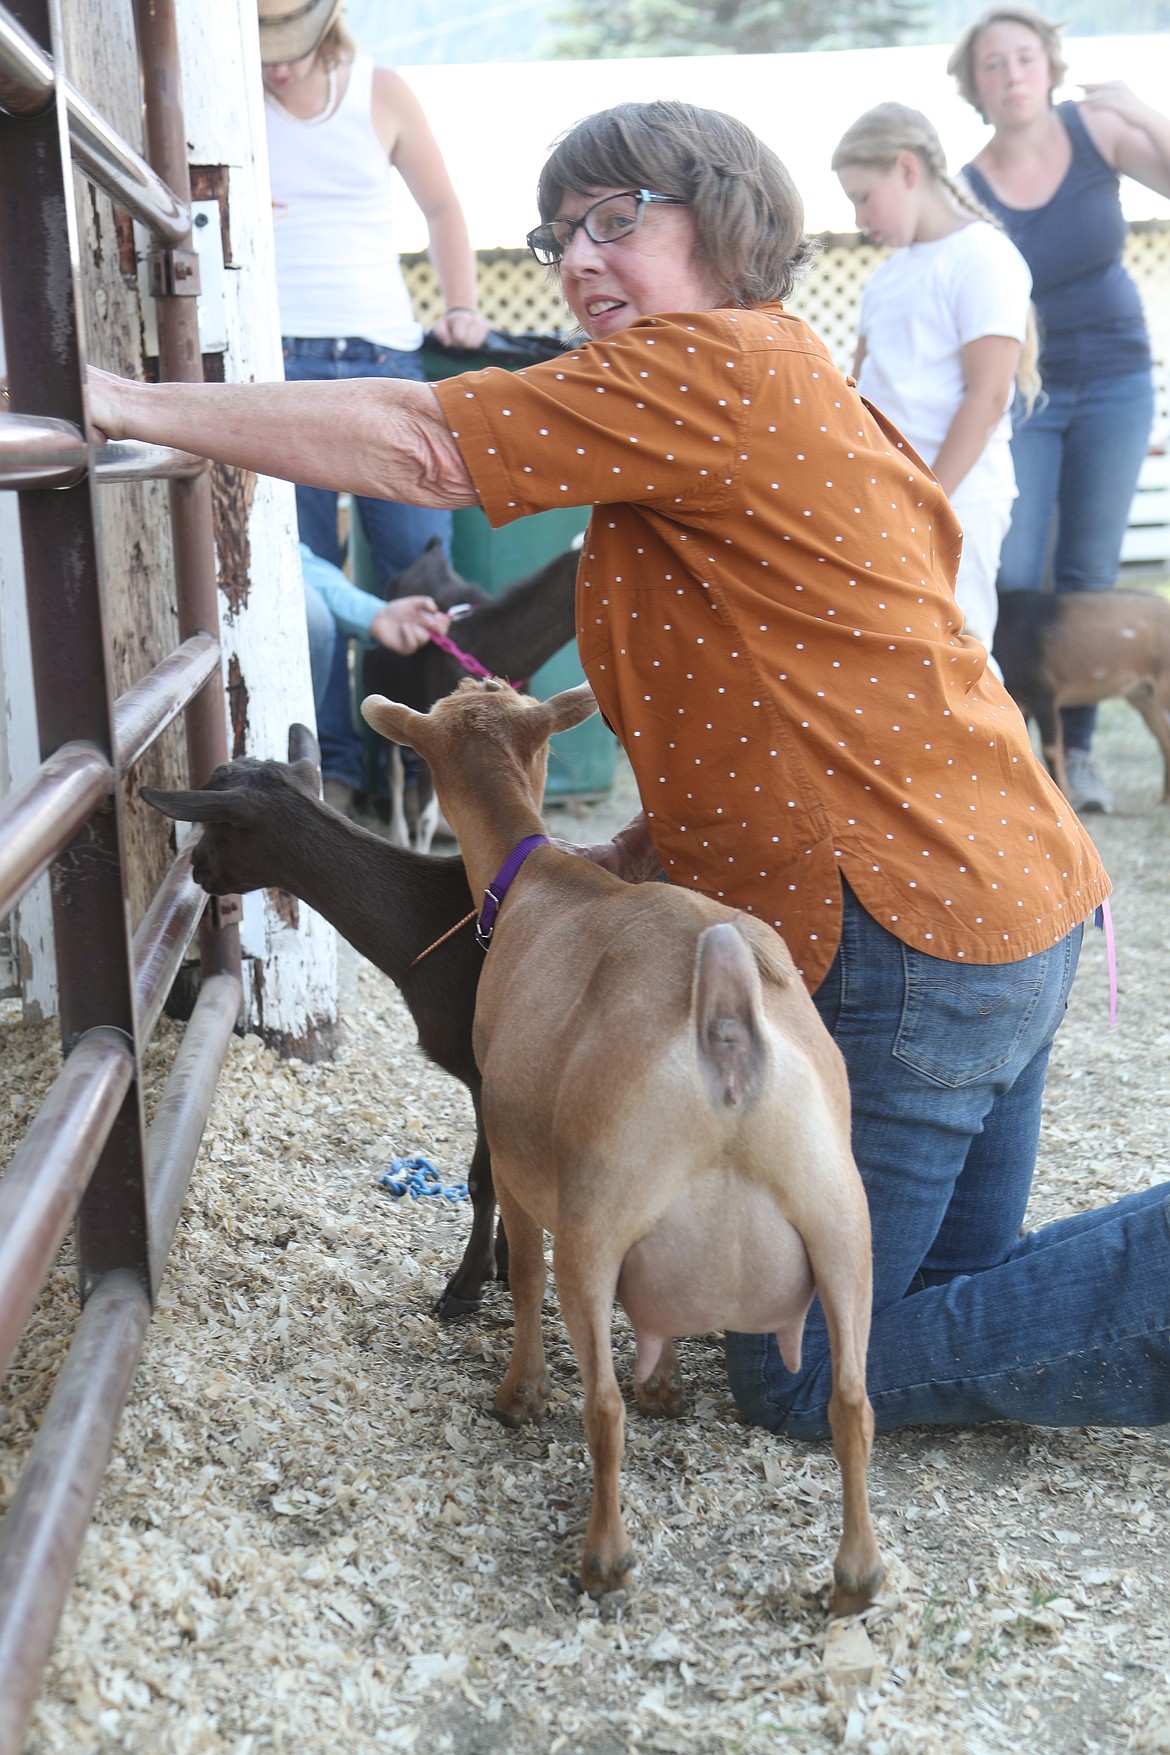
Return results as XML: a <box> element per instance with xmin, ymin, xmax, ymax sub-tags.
<box><xmin>0</xmin><ymin>2</ymin><xmax>337</xmax><ymax>1047</ymax></box>
<box><xmin>173</xmin><ymin>0</ymin><xmax>338</xmax><ymax>1053</ymax></box>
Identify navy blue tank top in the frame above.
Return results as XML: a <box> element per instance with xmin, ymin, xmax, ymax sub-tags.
<box><xmin>963</xmin><ymin>102</ymin><xmax>1151</xmax><ymax>387</ymax></box>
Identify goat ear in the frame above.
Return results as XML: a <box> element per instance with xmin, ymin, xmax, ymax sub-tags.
<box><xmin>539</xmin><ymin>681</ymin><xmax>598</xmax><ymax>736</ymax></box>
<box><xmin>288</xmin><ymin>722</ymin><xmax>321</xmax><ymax>771</ymax></box>
<box><xmin>139</xmin><ymin>785</ymin><xmax>254</xmax><ymax>826</ymax></box>
<box><xmin>361</xmin><ymin>693</ymin><xmax>425</xmax><ymax>749</ymax></box>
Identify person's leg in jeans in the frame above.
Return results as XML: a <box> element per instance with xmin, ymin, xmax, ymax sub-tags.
<box><xmin>346</xmin><ymin>351</ymin><xmax>453</xmax><ymax>803</ymax></box>
<box><xmin>1046</xmin><ymin>369</ymin><xmax>1154</xmax><ymax>755</ymax></box>
<box><xmin>282</xmin><ymin>340</ymin><xmax>453</xmax><ymax>799</ymax></box>
<box><xmin>282</xmin><ymin>341</ymin><xmax>363</xmax><ymax>789</ymax></box>
<box><xmin>995</xmin><ymin>384</ymin><xmax>1067</xmax><ymax>601</ymax></box>
<box><xmin>301</xmin><ymin>567</ymin><xmax>336</xmax><ymax>719</ymax></box>
<box><xmin>723</xmin><ymin>883</ymin><xmax>1170</xmax><ymax>1433</ymax></box>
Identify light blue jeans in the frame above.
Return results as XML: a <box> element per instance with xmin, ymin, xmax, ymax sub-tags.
<box><xmin>723</xmin><ymin>880</ymin><xmax>1170</xmax><ymax>1435</ymax></box>
<box><xmin>283</xmin><ymin>337</ymin><xmax>452</xmax><ymax>791</ymax></box>
<box><xmin>996</xmin><ymin>369</ymin><xmax>1155</xmax><ymax>751</ymax></box>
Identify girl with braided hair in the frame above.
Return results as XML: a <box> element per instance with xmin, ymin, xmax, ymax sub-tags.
<box><xmin>833</xmin><ymin>102</ymin><xmax>1037</xmax><ymax>657</ymax></box>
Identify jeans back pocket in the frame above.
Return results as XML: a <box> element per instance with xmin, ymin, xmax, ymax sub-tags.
<box><xmin>893</xmin><ymin>947</ymin><xmax>1048</xmax><ymax>1088</ymax></box>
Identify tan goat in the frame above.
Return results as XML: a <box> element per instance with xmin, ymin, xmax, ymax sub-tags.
<box><xmin>362</xmin><ymin>678</ymin><xmax>884</xmax><ymax>1616</ymax></box>
<box><xmin>993</xmin><ymin>588</ymin><xmax>1170</xmax><ymax>804</ymax></box>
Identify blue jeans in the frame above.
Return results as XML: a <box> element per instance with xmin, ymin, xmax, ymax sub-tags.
<box><xmin>996</xmin><ymin>369</ymin><xmax>1154</xmax><ymax>750</ymax></box>
<box><xmin>723</xmin><ymin>881</ymin><xmax>1170</xmax><ymax>1434</ymax></box>
<box><xmin>302</xmin><ymin>567</ymin><xmax>336</xmax><ymax>717</ymax></box>
<box><xmin>283</xmin><ymin>337</ymin><xmax>452</xmax><ymax>790</ymax></box>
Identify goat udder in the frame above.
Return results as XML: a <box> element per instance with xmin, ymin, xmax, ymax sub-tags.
<box><xmin>616</xmin><ymin>1176</ymin><xmax>814</xmax><ymax>1347</ymax></box>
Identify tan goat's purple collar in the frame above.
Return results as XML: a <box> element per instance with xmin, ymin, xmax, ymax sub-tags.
<box><xmin>476</xmin><ymin>834</ymin><xmax>549</xmax><ymax>951</ymax></box>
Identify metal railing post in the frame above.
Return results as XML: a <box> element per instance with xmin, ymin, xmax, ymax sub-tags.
<box><xmin>0</xmin><ymin>0</ymin><xmax>152</xmax><ymax>1303</ymax></box>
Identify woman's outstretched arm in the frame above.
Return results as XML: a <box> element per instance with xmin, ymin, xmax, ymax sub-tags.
<box><xmin>86</xmin><ymin>368</ymin><xmax>479</xmax><ymax>509</ymax></box>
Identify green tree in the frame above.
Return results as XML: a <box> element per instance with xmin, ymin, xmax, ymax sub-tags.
<box><xmin>546</xmin><ymin>0</ymin><xmax>930</xmax><ymax>58</ymax></box>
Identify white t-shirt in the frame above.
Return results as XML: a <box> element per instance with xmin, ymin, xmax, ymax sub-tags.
<box><xmin>856</xmin><ymin>220</ymin><xmax>1032</xmax><ymax>504</ymax></box>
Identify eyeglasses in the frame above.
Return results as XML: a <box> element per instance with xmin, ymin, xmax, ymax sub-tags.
<box><xmin>526</xmin><ymin>190</ymin><xmax>685</xmax><ymax>267</ymax></box>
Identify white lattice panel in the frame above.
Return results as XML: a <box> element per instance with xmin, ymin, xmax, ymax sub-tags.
<box><xmin>406</xmin><ymin>219</ymin><xmax>1170</xmax><ymax>436</ymax></box>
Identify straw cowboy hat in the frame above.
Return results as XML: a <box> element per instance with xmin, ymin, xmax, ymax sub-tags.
<box><xmin>257</xmin><ymin>0</ymin><xmax>342</xmax><ymax>63</ymax></box>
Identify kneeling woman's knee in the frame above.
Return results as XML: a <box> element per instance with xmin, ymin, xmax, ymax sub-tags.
<box><xmin>722</xmin><ymin>1331</ymin><xmax>833</xmax><ymax>1441</ymax></box>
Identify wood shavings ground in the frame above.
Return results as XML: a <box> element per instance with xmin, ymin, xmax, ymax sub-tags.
<box><xmin>2</xmin><ymin>683</ymin><xmax>1170</xmax><ymax>1755</ymax></box>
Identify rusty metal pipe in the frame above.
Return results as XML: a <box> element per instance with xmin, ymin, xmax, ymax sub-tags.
<box><xmin>0</xmin><ymin>1271</ymin><xmax>151</xmax><ymax>1755</ymax></box>
<box><xmin>0</xmin><ymin>9</ymin><xmax>187</xmax><ymax>239</ymax></box>
<box><xmin>114</xmin><ymin>632</ymin><xmax>220</xmax><ymax>774</ymax></box>
<box><xmin>0</xmin><ymin>411</ymin><xmax>85</xmax><ymax>488</ymax></box>
<box><xmin>0</xmin><ymin>742</ymin><xmax>113</xmax><ymax>923</ymax></box>
<box><xmin>136</xmin><ymin>0</ymin><xmax>239</xmax><ymax>988</ymax></box>
<box><xmin>66</xmin><ymin>81</ymin><xmax>188</xmax><ymax>243</ymax></box>
<box><xmin>0</xmin><ymin>417</ymin><xmax>205</xmax><ymax>492</ymax></box>
<box><xmin>0</xmin><ymin>4</ymin><xmax>51</xmax><ymax>116</ymax></box>
<box><xmin>132</xmin><ymin>847</ymin><xmax>207</xmax><ymax>1045</ymax></box>
<box><xmin>0</xmin><ymin>1028</ymin><xmax>134</xmax><ymax>1385</ymax></box>
<box><xmin>93</xmin><ymin>438</ymin><xmax>206</xmax><ymax>482</ymax></box>
<box><xmin>147</xmin><ymin>970</ymin><xmax>241</xmax><ymax>1284</ymax></box>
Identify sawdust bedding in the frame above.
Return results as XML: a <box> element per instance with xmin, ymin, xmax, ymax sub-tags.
<box><xmin>3</xmin><ymin>693</ymin><xmax>1170</xmax><ymax>1755</ymax></box>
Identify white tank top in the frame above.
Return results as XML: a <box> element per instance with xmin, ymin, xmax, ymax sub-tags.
<box><xmin>265</xmin><ymin>56</ymin><xmax>423</xmax><ymax>350</ymax></box>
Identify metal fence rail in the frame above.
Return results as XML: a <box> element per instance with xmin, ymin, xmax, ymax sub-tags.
<box><xmin>0</xmin><ymin>1</ymin><xmax>241</xmax><ymax>1747</ymax></box>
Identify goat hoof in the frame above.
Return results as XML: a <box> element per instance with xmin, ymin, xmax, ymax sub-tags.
<box><xmin>829</xmin><ymin>1561</ymin><xmax>885</xmax><ymax>1619</ymax></box>
<box><xmin>581</xmin><ymin>1548</ymin><xmax>636</xmax><ymax>1595</ymax></box>
<box><xmin>434</xmin><ymin>1282</ymin><xmax>484</xmax><ymax>1321</ymax></box>
<box><xmin>634</xmin><ymin>1368</ymin><xmax>685</xmax><ymax>1420</ymax></box>
<box><xmin>493</xmin><ymin>1378</ymin><xmax>549</xmax><ymax>1428</ymax></box>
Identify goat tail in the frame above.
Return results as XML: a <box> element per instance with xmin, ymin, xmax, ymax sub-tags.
<box><xmin>692</xmin><ymin>922</ymin><xmax>767</xmax><ymax>1111</ymax></box>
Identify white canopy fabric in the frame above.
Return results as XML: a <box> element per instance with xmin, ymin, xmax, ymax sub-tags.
<box><xmin>386</xmin><ymin>35</ymin><xmax>1170</xmax><ymax>250</ymax></box>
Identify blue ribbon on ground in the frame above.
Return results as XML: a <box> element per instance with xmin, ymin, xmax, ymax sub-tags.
<box><xmin>378</xmin><ymin>1155</ymin><xmax>469</xmax><ymax>1203</ymax></box>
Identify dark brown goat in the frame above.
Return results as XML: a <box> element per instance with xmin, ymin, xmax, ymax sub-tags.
<box><xmin>364</xmin><ymin>538</ymin><xmax>579</xmax><ymax>848</ymax></box>
<box><xmin>993</xmin><ymin>588</ymin><xmax>1170</xmax><ymax>804</ymax></box>
<box><xmin>142</xmin><ymin>728</ymin><xmax>498</xmax><ymax>1319</ymax></box>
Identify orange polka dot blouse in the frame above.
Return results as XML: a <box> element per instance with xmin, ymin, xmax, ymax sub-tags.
<box><xmin>432</xmin><ymin>304</ymin><xmax>1109</xmax><ymax>990</ymax></box>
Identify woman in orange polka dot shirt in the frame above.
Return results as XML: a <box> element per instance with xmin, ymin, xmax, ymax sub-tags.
<box><xmin>89</xmin><ymin>100</ymin><xmax>1170</xmax><ymax>1434</ymax></box>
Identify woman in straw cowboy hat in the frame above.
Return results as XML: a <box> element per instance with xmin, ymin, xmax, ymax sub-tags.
<box><xmin>259</xmin><ymin>0</ymin><xmax>489</xmax><ymax>812</ymax></box>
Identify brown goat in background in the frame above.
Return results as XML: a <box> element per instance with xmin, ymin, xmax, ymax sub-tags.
<box><xmin>993</xmin><ymin>588</ymin><xmax>1170</xmax><ymax>805</ymax></box>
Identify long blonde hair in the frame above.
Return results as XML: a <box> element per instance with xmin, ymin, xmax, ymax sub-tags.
<box><xmin>315</xmin><ymin>12</ymin><xmax>356</xmax><ymax>71</ymax></box>
<box><xmin>832</xmin><ymin>102</ymin><xmax>1040</xmax><ymax>411</ymax></box>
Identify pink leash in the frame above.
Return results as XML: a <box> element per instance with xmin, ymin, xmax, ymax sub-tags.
<box><xmin>430</xmin><ymin>615</ymin><xmax>526</xmax><ymax>692</ymax></box>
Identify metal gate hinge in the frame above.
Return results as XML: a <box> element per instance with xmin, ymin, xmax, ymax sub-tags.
<box><xmin>147</xmin><ymin>245</ymin><xmax>202</xmax><ymax>298</ymax></box>
<box><xmin>210</xmin><ymin>893</ymin><xmax>242</xmax><ymax>930</ymax></box>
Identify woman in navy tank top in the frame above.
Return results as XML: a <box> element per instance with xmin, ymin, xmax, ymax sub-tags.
<box><xmin>950</xmin><ymin>6</ymin><xmax>1170</xmax><ymax>816</ymax></box>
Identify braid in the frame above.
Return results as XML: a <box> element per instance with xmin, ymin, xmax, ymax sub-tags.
<box><xmin>944</xmin><ymin>169</ymin><xmax>996</xmax><ymax>226</ymax></box>
<box><xmin>834</xmin><ymin>104</ymin><xmax>1042</xmax><ymax>413</ymax></box>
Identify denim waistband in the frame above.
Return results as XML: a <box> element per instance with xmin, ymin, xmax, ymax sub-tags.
<box><xmin>281</xmin><ymin>336</ymin><xmax>419</xmax><ymax>363</ymax></box>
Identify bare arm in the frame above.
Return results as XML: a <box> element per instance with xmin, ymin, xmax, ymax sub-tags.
<box><xmin>87</xmin><ymin>369</ymin><xmax>479</xmax><ymax>509</ymax></box>
<box><xmin>552</xmin><ymin>810</ymin><xmax>665</xmax><ymax>884</ymax></box>
<box><xmin>1078</xmin><ymin>83</ymin><xmax>1170</xmax><ymax>199</ymax></box>
<box><xmin>930</xmin><ymin>333</ymin><xmax>1021</xmax><ymax>501</ymax></box>
<box><xmin>374</xmin><ymin>68</ymin><xmax>491</xmax><ymax>351</ymax></box>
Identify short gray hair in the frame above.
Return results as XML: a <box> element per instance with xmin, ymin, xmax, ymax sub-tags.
<box><xmin>536</xmin><ymin>100</ymin><xmax>818</xmax><ymax>306</ymax></box>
